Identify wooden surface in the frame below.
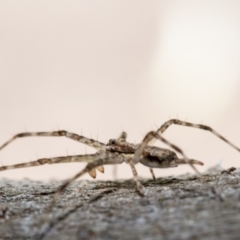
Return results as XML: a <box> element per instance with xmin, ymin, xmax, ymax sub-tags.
<box><xmin>0</xmin><ymin>167</ymin><xmax>240</xmax><ymax>240</ymax></box>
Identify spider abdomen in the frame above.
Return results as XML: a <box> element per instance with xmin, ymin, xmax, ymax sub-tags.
<box><xmin>140</xmin><ymin>147</ymin><xmax>179</xmax><ymax>168</ymax></box>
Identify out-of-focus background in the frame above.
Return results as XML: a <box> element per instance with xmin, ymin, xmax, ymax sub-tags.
<box><xmin>0</xmin><ymin>0</ymin><xmax>240</xmax><ymax>182</ymax></box>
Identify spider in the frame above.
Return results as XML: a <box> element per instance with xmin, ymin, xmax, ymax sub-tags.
<box><xmin>0</xmin><ymin>119</ymin><xmax>239</xmax><ymax>196</ymax></box>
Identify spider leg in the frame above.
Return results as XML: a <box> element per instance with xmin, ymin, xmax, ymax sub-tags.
<box><xmin>112</xmin><ymin>131</ymin><xmax>128</xmax><ymax>180</ymax></box>
<box><xmin>0</xmin><ymin>131</ymin><xmax>106</xmax><ymax>177</ymax></box>
<box><xmin>53</xmin><ymin>153</ymin><xmax>143</xmax><ymax>201</ymax></box>
<box><xmin>127</xmin><ymin>158</ymin><xmax>144</xmax><ymax>196</ymax></box>
<box><xmin>133</xmin><ymin>131</ymin><xmax>200</xmax><ymax>174</ymax></box>
<box><xmin>176</xmin><ymin>158</ymin><xmax>204</xmax><ymax>166</ymax></box>
<box><xmin>150</xmin><ymin>119</ymin><xmax>240</xmax><ymax>153</ymax></box>
<box><xmin>49</xmin><ymin>156</ymin><xmax>118</xmax><ymax>209</ymax></box>
<box><xmin>0</xmin><ymin>131</ymin><xmax>105</xmax><ymax>151</ymax></box>
<box><xmin>117</xmin><ymin>131</ymin><xmax>155</xmax><ymax>181</ymax></box>
<box><xmin>109</xmin><ymin>131</ymin><xmax>156</xmax><ymax>180</ymax></box>
<box><xmin>118</xmin><ymin>131</ymin><xmax>127</xmax><ymax>142</ymax></box>
<box><xmin>149</xmin><ymin>168</ymin><xmax>156</xmax><ymax>180</ymax></box>
<box><xmin>113</xmin><ymin>131</ymin><xmax>153</xmax><ymax>185</ymax></box>
<box><xmin>0</xmin><ymin>153</ymin><xmax>105</xmax><ymax>178</ymax></box>
<box><xmin>57</xmin><ymin>153</ymin><xmax>125</xmax><ymax>193</ymax></box>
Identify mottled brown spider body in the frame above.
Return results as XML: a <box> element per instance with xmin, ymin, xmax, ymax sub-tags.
<box><xmin>106</xmin><ymin>139</ymin><xmax>203</xmax><ymax>169</ymax></box>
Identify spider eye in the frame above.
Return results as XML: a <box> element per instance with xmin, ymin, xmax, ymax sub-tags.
<box><xmin>110</xmin><ymin>139</ymin><xmax>116</xmax><ymax>145</ymax></box>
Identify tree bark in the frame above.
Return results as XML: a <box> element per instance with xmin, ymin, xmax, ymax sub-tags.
<box><xmin>0</xmin><ymin>167</ymin><xmax>240</xmax><ymax>240</ymax></box>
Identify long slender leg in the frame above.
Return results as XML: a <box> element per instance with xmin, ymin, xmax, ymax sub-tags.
<box><xmin>50</xmin><ymin>157</ymin><xmax>116</xmax><ymax>210</ymax></box>
<box><xmin>0</xmin><ymin>131</ymin><xmax>106</xmax><ymax>177</ymax></box>
<box><xmin>58</xmin><ymin>157</ymin><xmax>143</xmax><ymax>196</ymax></box>
<box><xmin>118</xmin><ymin>131</ymin><xmax>127</xmax><ymax>142</ymax></box>
<box><xmin>112</xmin><ymin>131</ymin><xmax>127</xmax><ymax>179</ymax></box>
<box><xmin>149</xmin><ymin>168</ymin><xmax>156</xmax><ymax>180</ymax></box>
<box><xmin>133</xmin><ymin>131</ymin><xmax>200</xmax><ymax>174</ymax></box>
<box><xmin>127</xmin><ymin>158</ymin><xmax>144</xmax><ymax>196</ymax></box>
<box><xmin>57</xmin><ymin>153</ymin><xmax>124</xmax><ymax>193</ymax></box>
<box><xmin>0</xmin><ymin>131</ymin><xmax>105</xmax><ymax>151</ymax></box>
<box><xmin>150</xmin><ymin>119</ymin><xmax>240</xmax><ymax>153</ymax></box>
<box><xmin>0</xmin><ymin>153</ymin><xmax>105</xmax><ymax>178</ymax></box>
<box><xmin>53</xmin><ymin>153</ymin><xmax>143</xmax><ymax>204</ymax></box>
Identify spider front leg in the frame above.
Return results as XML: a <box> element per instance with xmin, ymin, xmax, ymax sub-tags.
<box><xmin>53</xmin><ymin>152</ymin><xmax>144</xmax><ymax>202</ymax></box>
<box><xmin>42</xmin><ymin>152</ymin><xmax>123</xmax><ymax>210</ymax></box>
<box><xmin>0</xmin><ymin>130</ymin><xmax>106</xmax><ymax>151</ymax></box>
<box><xmin>55</xmin><ymin>153</ymin><xmax>126</xmax><ymax>197</ymax></box>
<box><xmin>0</xmin><ymin>130</ymin><xmax>106</xmax><ymax>177</ymax></box>
<box><xmin>0</xmin><ymin>153</ymin><xmax>105</xmax><ymax>178</ymax></box>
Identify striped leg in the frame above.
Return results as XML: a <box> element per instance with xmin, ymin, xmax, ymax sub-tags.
<box><xmin>118</xmin><ymin>131</ymin><xmax>127</xmax><ymax>142</ymax></box>
<box><xmin>50</xmin><ymin>155</ymin><xmax>122</xmax><ymax>209</ymax></box>
<box><xmin>150</xmin><ymin>119</ymin><xmax>240</xmax><ymax>153</ymax></box>
<box><xmin>0</xmin><ymin>153</ymin><xmax>105</xmax><ymax>178</ymax></box>
<box><xmin>0</xmin><ymin>131</ymin><xmax>105</xmax><ymax>151</ymax></box>
<box><xmin>0</xmin><ymin>131</ymin><xmax>106</xmax><ymax>176</ymax></box>
<box><xmin>112</xmin><ymin>131</ymin><xmax>127</xmax><ymax>180</ymax></box>
<box><xmin>54</xmin><ymin>154</ymin><xmax>143</xmax><ymax>199</ymax></box>
<box><xmin>149</xmin><ymin>168</ymin><xmax>156</xmax><ymax>180</ymax></box>
<box><xmin>127</xmin><ymin>158</ymin><xmax>144</xmax><ymax>196</ymax></box>
<box><xmin>57</xmin><ymin>153</ymin><xmax>124</xmax><ymax>193</ymax></box>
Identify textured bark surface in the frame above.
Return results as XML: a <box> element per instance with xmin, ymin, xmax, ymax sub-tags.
<box><xmin>0</xmin><ymin>167</ymin><xmax>240</xmax><ymax>240</ymax></box>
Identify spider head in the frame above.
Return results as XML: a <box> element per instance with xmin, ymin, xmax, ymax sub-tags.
<box><xmin>107</xmin><ymin>139</ymin><xmax>122</xmax><ymax>150</ymax></box>
<box><xmin>108</xmin><ymin>139</ymin><xmax>117</xmax><ymax>145</ymax></box>
<box><xmin>106</xmin><ymin>138</ymin><xmax>135</xmax><ymax>153</ymax></box>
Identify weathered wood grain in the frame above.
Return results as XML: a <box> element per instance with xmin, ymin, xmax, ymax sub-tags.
<box><xmin>0</xmin><ymin>167</ymin><xmax>240</xmax><ymax>240</ymax></box>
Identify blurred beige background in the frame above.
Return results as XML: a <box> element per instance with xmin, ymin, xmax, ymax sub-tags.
<box><xmin>0</xmin><ymin>0</ymin><xmax>240</xmax><ymax>182</ymax></box>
